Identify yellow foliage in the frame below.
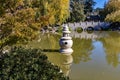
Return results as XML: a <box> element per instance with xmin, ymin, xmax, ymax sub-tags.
<box><xmin>56</xmin><ymin>0</ymin><xmax>70</xmax><ymax>23</ymax></box>
<box><xmin>37</xmin><ymin>0</ymin><xmax>70</xmax><ymax>26</ymax></box>
<box><xmin>16</xmin><ymin>8</ymin><xmax>35</xmax><ymax>21</ymax></box>
<box><xmin>105</xmin><ymin>10</ymin><xmax>120</xmax><ymax>22</ymax></box>
<box><xmin>105</xmin><ymin>0</ymin><xmax>120</xmax><ymax>22</ymax></box>
<box><xmin>0</xmin><ymin>0</ymin><xmax>70</xmax><ymax>50</ymax></box>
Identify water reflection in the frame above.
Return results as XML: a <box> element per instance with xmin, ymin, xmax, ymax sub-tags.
<box><xmin>99</xmin><ymin>32</ymin><xmax>120</xmax><ymax>67</ymax></box>
<box><xmin>28</xmin><ymin>31</ymin><xmax>120</xmax><ymax>68</ymax></box>
<box><xmin>46</xmin><ymin>53</ymin><xmax>73</xmax><ymax>77</ymax></box>
<box><xmin>72</xmin><ymin>38</ymin><xmax>93</xmax><ymax>64</ymax></box>
<box><xmin>72</xmin><ymin>31</ymin><xmax>120</xmax><ymax>67</ymax></box>
<box><xmin>26</xmin><ymin>31</ymin><xmax>120</xmax><ymax>80</ymax></box>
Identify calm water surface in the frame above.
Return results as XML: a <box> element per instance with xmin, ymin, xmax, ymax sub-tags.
<box><xmin>29</xmin><ymin>31</ymin><xmax>120</xmax><ymax>80</ymax></box>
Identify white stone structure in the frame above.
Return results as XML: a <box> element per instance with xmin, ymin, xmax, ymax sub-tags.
<box><xmin>59</xmin><ymin>25</ymin><xmax>73</xmax><ymax>54</ymax></box>
<box><xmin>63</xmin><ymin>21</ymin><xmax>110</xmax><ymax>31</ymax></box>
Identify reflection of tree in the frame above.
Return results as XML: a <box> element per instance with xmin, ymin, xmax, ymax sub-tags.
<box><xmin>100</xmin><ymin>32</ymin><xmax>120</xmax><ymax>67</ymax></box>
<box><xmin>38</xmin><ymin>34</ymin><xmax>60</xmax><ymax>49</ymax></box>
<box><xmin>27</xmin><ymin>34</ymin><xmax>60</xmax><ymax>49</ymax></box>
<box><xmin>27</xmin><ymin>34</ymin><xmax>93</xmax><ymax>65</ymax></box>
<box><xmin>72</xmin><ymin>38</ymin><xmax>93</xmax><ymax>64</ymax></box>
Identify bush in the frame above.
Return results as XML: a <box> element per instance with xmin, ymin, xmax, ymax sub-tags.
<box><xmin>0</xmin><ymin>47</ymin><xmax>69</xmax><ymax>80</ymax></box>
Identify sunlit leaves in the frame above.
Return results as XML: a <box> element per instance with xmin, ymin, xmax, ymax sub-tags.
<box><xmin>0</xmin><ymin>0</ymin><xmax>70</xmax><ymax>50</ymax></box>
<box><xmin>105</xmin><ymin>10</ymin><xmax>120</xmax><ymax>22</ymax></box>
<box><xmin>104</xmin><ymin>0</ymin><xmax>120</xmax><ymax>22</ymax></box>
<box><xmin>105</xmin><ymin>0</ymin><xmax>120</xmax><ymax>13</ymax></box>
<box><xmin>0</xmin><ymin>0</ymin><xmax>24</xmax><ymax>16</ymax></box>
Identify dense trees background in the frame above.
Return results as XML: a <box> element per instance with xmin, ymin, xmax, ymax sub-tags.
<box><xmin>0</xmin><ymin>0</ymin><xmax>70</xmax><ymax>51</ymax></box>
<box><xmin>69</xmin><ymin>0</ymin><xmax>96</xmax><ymax>22</ymax></box>
<box><xmin>1</xmin><ymin>0</ymin><xmax>120</xmax><ymax>52</ymax></box>
<box><xmin>69</xmin><ymin>0</ymin><xmax>85</xmax><ymax>22</ymax></box>
<box><xmin>100</xmin><ymin>0</ymin><xmax>120</xmax><ymax>22</ymax></box>
<box><xmin>83</xmin><ymin>0</ymin><xmax>96</xmax><ymax>15</ymax></box>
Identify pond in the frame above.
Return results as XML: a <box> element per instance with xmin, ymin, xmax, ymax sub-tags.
<box><xmin>28</xmin><ymin>31</ymin><xmax>120</xmax><ymax>80</ymax></box>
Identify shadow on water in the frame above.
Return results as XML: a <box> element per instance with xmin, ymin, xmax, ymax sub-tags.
<box><xmin>42</xmin><ymin>49</ymin><xmax>59</xmax><ymax>53</ymax></box>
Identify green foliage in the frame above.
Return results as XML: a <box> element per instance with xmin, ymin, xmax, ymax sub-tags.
<box><xmin>105</xmin><ymin>10</ymin><xmax>120</xmax><ymax>22</ymax></box>
<box><xmin>103</xmin><ymin>0</ymin><xmax>120</xmax><ymax>22</ymax></box>
<box><xmin>68</xmin><ymin>0</ymin><xmax>96</xmax><ymax>22</ymax></box>
<box><xmin>69</xmin><ymin>0</ymin><xmax>85</xmax><ymax>22</ymax></box>
<box><xmin>0</xmin><ymin>0</ymin><xmax>70</xmax><ymax>51</ymax></box>
<box><xmin>0</xmin><ymin>8</ymin><xmax>39</xmax><ymax>51</ymax></box>
<box><xmin>57</xmin><ymin>26</ymin><xmax>63</xmax><ymax>34</ymax></box>
<box><xmin>105</xmin><ymin>0</ymin><xmax>120</xmax><ymax>14</ymax></box>
<box><xmin>84</xmin><ymin>0</ymin><xmax>96</xmax><ymax>15</ymax></box>
<box><xmin>0</xmin><ymin>47</ymin><xmax>69</xmax><ymax>80</ymax></box>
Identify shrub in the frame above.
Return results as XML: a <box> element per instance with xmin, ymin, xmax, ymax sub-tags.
<box><xmin>0</xmin><ymin>47</ymin><xmax>69</xmax><ymax>80</ymax></box>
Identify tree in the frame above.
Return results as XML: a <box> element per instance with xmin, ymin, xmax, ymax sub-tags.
<box><xmin>84</xmin><ymin>0</ymin><xmax>96</xmax><ymax>15</ymax></box>
<box><xmin>105</xmin><ymin>10</ymin><xmax>120</xmax><ymax>22</ymax></box>
<box><xmin>68</xmin><ymin>0</ymin><xmax>85</xmax><ymax>22</ymax></box>
<box><xmin>103</xmin><ymin>0</ymin><xmax>120</xmax><ymax>21</ymax></box>
<box><xmin>105</xmin><ymin>0</ymin><xmax>120</xmax><ymax>14</ymax></box>
<box><xmin>0</xmin><ymin>0</ymin><xmax>70</xmax><ymax>52</ymax></box>
<box><xmin>0</xmin><ymin>0</ymin><xmax>40</xmax><ymax>52</ymax></box>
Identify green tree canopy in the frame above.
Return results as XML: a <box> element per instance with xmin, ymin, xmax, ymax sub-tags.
<box><xmin>68</xmin><ymin>0</ymin><xmax>85</xmax><ymax>22</ymax></box>
<box><xmin>84</xmin><ymin>0</ymin><xmax>96</xmax><ymax>15</ymax></box>
<box><xmin>103</xmin><ymin>0</ymin><xmax>120</xmax><ymax>22</ymax></box>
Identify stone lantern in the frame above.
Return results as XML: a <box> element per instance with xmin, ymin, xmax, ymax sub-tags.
<box><xmin>59</xmin><ymin>25</ymin><xmax>73</xmax><ymax>54</ymax></box>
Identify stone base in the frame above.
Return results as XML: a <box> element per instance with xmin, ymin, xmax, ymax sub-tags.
<box><xmin>59</xmin><ymin>48</ymin><xmax>73</xmax><ymax>54</ymax></box>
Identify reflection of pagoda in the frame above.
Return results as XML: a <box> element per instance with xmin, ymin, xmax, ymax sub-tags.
<box><xmin>46</xmin><ymin>53</ymin><xmax>73</xmax><ymax>77</ymax></box>
<box><xmin>60</xmin><ymin>54</ymin><xmax>73</xmax><ymax>76</ymax></box>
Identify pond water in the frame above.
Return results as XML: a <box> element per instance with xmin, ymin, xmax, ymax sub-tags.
<box><xmin>28</xmin><ymin>31</ymin><xmax>120</xmax><ymax>80</ymax></box>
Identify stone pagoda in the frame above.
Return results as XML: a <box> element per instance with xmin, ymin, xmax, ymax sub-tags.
<box><xmin>59</xmin><ymin>25</ymin><xmax>73</xmax><ymax>54</ymax></box>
